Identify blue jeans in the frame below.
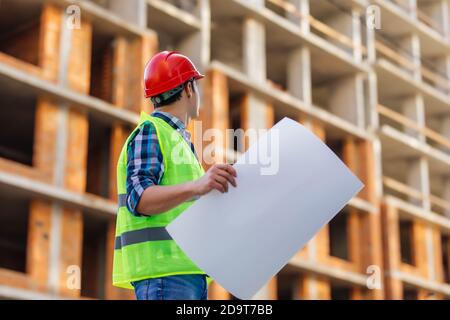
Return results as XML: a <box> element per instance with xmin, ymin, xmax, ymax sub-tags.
<box><xmin>132</xmin><ymin>274</ymin><xmax>208</xmax><ymax>300</ymax></box>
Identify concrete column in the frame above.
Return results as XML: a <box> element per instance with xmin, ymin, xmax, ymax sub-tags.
<box><xmin>287</xmin><ymin>0</ymin><xmax>310</xmax><ymax>33</ymax></box>
<box><xmin>324</xmin><ymin>11</ymin><xmax>354</xmax><ymax>57</ymax></box>
<box><xmin>243</xmin><ymin>18</ymin><xmax>266</xmax><ymax>82</ymax></box>
<box><xmin>287</xmin><ymin>47</ymin><xmax>311</xmax><ymax>104</ymax></box>
<box><xmin>329</xmin><ymin>74</ymin><xmax>365</xmax><ymax>128</ymax></box>
<box><xmin>399</xmin><ymin>34</ymin><xmax>421</xmax><ymax>80</ymax></box>
<box><xmin>365</xmin><ymin>10</ymin><xmax>377</xmax><ymax>64</ymax></box>
<box><xmin>401</xmin><ymin>94</ymin><xmax>426</xmax><ymax>143</ymax></box>
<box><xmin>178</xmin><ymin>0</ymin><xmax>211</xmax><ymax>73</ymax></box>
<box><xmin>241</xmin><ymin>9</ymin><xmax>271</xmax><ymax>157</ymax></box>
<box><xmin>442</xmin><ymin>0</ymin><xmax>450</xmax><ymax>39</ymax></box>
<box><xmin>352</xmin><ymin>9</ymin><xmax>363</xmax><ymax>63</ymax></box>
<box><xmin>406</xmin><ymin>157</ymin><xmax>430</xmax><ymax>209</ymax></box>
<box><xmin>408</xmin><ymin>0</ymin><xmax>417</xmax><ymax>18</ymax></box>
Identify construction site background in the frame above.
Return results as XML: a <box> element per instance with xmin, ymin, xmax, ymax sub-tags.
<box><xmin>0</xmin><ymin>0</ymin><xmax>449</xmax><ymax>300</ymax></box>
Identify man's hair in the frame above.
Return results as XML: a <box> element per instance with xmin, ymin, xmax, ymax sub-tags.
<box><xmin>151</xmin><ymin>79</ymin><xmax>194</xmax><ymax>108</ymax></box>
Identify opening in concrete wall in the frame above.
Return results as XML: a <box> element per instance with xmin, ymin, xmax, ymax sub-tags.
<box><xmin>229</xmin><ymin>93</ymin><xmax>244</xmax><ymax>153</ymax></box>
<box><xmin>399</xmin><ymin>218</ymin><xmax>415</xmax><ymax>266</ymax></box>
<box><xmin>429</xmin><ymin>172</ymin><xmax>448</xmax><ymax>216</ymax></box>
<box><xmin>81</xmin><ymin>214</ymin><xmax>108</xmax><ymax>299</ymax></box>
<box><xmin>309</xmin><ymin>0</ymin><xmax>356</xmax><ymax>57</ymax></box>
<box><xmin>375</xmin><ymin>32</ymin><xmax>416</xmax><ymax>77</ymax></box>
<box><xmin>426</xmin><ymin>111</ymin><xmax>450</xmax><ymax>152</ymax></box>
<box><xmin>328</xmin><ymin>208</ymin><xmax>349</xmax><ymax>260</ymax></box>
<box><xmin>210</xmin><ymin>15</ymin><xmax>243</xmax><ymax>72</ymax></box>
<box><xmin>165</xmin><ymin>0</ymin><xmax>200</xmax><ymax>15</ymax></box>
<box><xmin>0</xmin><ymin>188</ymin><xmax>29</xmax><ymax>273</ymax></box>
<box><xmin>311</xmin><ymin>52</ymin><xmax>363</xmax><ymax>126</ymax></box>
<box><xmin>326</xmin><ymin>137</ymin><xmax>344</xmax><ymax>161</ymax></box>
<box><xmin>0</xmin><ymin>79</ymin><xmax>36</xmax><ymax>166</ymax></box>
<box><xmin>86</xmin><ymin>115</ymin><xmax>112</xmax><ymax>199</ymax></box>
<box><xmin>148</xmin><ymin>0</ymin><xmax>202</xmax><ymax>70</ymax></box>
<box><xmin>376</xmin><ymin>97</ymin><xmax>411</xmax><ymax>134</ymax></box>
<box><xmin>419</xmin><ymin>52</ymin><xmax>449</xmax><ymax>95</ymax></box>
<box><xmin>266</xmin><ymin>49</ymin><xmax>288</xmax><ymax>92</ymax></box>
<box><xmin>0</xmin><ymin>0</ymin><xmax>42</xmax><ymax>66</ymax></box>
<box><xmin>277</xmin><ymin>268</ymin><xmax>301</xmax><ymax>300</ymax></box>
<box><xmin>382</xmin><ymin>158</ymin><xmax>421</xmax><ymax>205</ymax></box>
<box><xmin>417</xmin><ymin>0</ymin><xmax>446</xmax><ymax>35</ymax></box>
<box><xmin>89</xmin><ymin>25</ymin><xmax>115</xmax><ymax>104</ymax></box>
<box><xmin>330</xmin><ymin>282</ymin><xmax>351</xmax><ymax>300</ymax></box>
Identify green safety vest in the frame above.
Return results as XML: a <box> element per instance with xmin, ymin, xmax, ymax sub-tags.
<box><xmin>113</xmin><ymin>111</ymin><xmax>211</xmax><ymax>289</ymax></box>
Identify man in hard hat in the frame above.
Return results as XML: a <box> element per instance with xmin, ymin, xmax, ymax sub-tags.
<box><xmin>112</xmin><ymin>51</ymin><xmax>237</xmax><ymax>300</ymax></box>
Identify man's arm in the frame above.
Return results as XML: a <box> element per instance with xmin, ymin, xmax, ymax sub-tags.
<box><xmin>136</xmin><ymin>164</ymin><xmax>237</xmax><ymax>215</ymax></box>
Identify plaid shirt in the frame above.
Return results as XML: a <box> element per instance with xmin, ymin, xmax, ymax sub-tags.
<box><xmin>126</xmin><ymin>110</ymin><xmax>197</xmax><ymax>216</ymax></box>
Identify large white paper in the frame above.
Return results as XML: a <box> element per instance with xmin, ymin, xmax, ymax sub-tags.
<box><xmin>167</xmin><ymin>117</ymin><xmax>363</xmax><ymax>300</ymax></box>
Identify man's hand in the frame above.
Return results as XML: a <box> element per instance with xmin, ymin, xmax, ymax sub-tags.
<box><xmin>136</xmin><ymin>164</ymin><xmax>237</xmax><ymax>215</ymax></box>
<box><xmin>192</xmin><ymin>164</ymin><xmax>237</xmax><ymax>195</ymax></box>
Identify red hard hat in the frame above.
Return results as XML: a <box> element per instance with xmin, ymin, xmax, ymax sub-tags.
<box><xmin>144</xmin><ymin>51</ymin><xmax>204</xmax><ymax>98</ymax></box>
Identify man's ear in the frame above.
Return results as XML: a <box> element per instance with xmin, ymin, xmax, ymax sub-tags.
<box><xmin>185</xmin><ymin>82</ymin><xmax>194</xmax><ymax>98</ymax></box>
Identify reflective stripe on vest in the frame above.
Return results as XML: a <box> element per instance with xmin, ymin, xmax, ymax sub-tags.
<box><xmin>114</xmin><ymin>226</ymin><xmax>173</xmax><ymax>250</ymax></box>
<box><xmin>118</xmin><ymin>194</ymin><xmax>127</xmax><ymax>207</ymax></box>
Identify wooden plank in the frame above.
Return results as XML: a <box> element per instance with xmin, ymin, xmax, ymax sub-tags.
<box><xmin>381</xmin><ymin>202</ymin><xmax>403</xmax><ymax>299</ymax></box>
<box><xmin>200</xmin><ymin>69</ymin><xmax>230</xmax><ymax>166</ymax></box>
<box><xmin>354</xmin><ymin>139</ymin><xmax>383</xmax><ymax>298</ymax></box>
<box><xmin>27</xmin><ymin>201</ymin><xmax>52</xmax><ymax>287</ymax></box>
<box><xmin>139</xmin><ymin>34</ymin><xmax>159</xmax><ymax>113</ymax></box>
<box><xmin>39</xmin><ymin>4</ymin><xmax>62</xmax><ymax>82</ymax></box>
<box><xmin>0</xmin><ymin>158</ymin><xmax>47</xmax><ymax>183</ymax></box>
<box><xmin>375</xmin><ymin>41</ymin><xmax>417</xmax><ymax>72</ymax></box>
<box><xmin>0</xmin><ymin>268</ymin><xmax>47</xmax><ymax>292</ymax></box>
<box><xmin>412</xmin><ymin>221</ymin><xmax>428</xmax><ymax>279</ymax></box>
<box><xmin>359</xmin><ymin>140</ymin><xmax>378</xmax><ymax>205</ymax></box>
<box><xmin>112</xmin><ymin>37</ymin><xmax>129</xmax><ymax>108</ymax></box>
<box><xmin>57</xmin><ymin>17</ymin><xmax>92</xmax><ymax>298</ymax></box>
<box><xmin>0</xmin><ymin>52</ymin><xmax>42</xmax><ymax>78</ymax></box>
<box><xmin>348</xmin><ymin>208</ymin><xmax>362</xmax><ymax>271</ymax></box>
<box><xmin>267</xmin><ymin>0</ymin><xmax>367</xmax><ymax>54</ymax></box>
<box><xmin>431</xmin><ymin>226</ymin><xmax>444</xmax><ymax>283</ymax></box>
<box><xmin>27</xmin><ymin>98</ymin><xmax>61</xmax><ymax>287</ymax></box>
<box><xmin>378</xmin><ymin>104</ymin><xmax>450</xmax><ymax>149</ymax></box>
<box><xmin>383</xmin><ymin>176</ymin><xmax>450</xmax><ymax>213</ymax></box>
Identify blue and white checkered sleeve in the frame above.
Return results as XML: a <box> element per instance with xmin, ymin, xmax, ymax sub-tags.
<box><xmin>125</xmin><ymin>122</ymin><xmax>164</xmax><ymax>216</ymax></box>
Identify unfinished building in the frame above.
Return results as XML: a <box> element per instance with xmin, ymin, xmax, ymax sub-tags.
<box><xmin>0</xmin><ymin>0</ymin><xmax>448</xmax><ymax>300</ymax></box>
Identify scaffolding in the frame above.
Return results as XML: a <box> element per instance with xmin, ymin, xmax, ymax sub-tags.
<box><xmin>0</xmin><ymin>0</ymin><xmax>449</xmax><ymax>300</ymax></box>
